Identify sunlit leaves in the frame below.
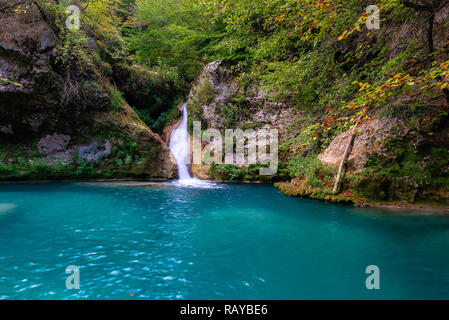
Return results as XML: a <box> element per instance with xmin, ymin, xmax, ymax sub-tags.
<box><xmin>0</xmin><ymin>73</ymin><xmax>23</xmax><ymax>87</ymax></box>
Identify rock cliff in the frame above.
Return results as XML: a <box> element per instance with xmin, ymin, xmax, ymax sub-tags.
<box><xmin>0</xmin><ymin>3</ymin><xmax>176</xmax><ymax>180</ymax></box>
<box><xmin>188</xmin><ymin>60</ymin><xmax>449</xmax><ymax>205</ymax></box>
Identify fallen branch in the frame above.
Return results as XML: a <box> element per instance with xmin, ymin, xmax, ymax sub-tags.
<box><xmin>332</xmin><ymin>129</ymin><xmax>356</xmax><ymax>195</ymax></box>
<box><xmin>332</xmin><ymin>111</ymin><xmax>366</xmax><ymax>195</ymax></box>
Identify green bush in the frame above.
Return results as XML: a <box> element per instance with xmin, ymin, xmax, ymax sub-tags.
<box><xmin>286</xmin><ymin>155</ymin><xmax>335</xmax><ymax>187</ymax></box>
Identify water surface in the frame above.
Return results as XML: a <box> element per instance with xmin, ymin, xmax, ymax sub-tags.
<box><xmin>0</xmin><ymin>182</ymin><xmax>448</xmax><ymax>300</ymax></box>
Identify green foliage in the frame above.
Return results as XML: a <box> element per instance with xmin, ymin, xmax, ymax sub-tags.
<box><xmin>196</xmin><ymin>79</ymin><xmax>215</xmax><ymax>105</ymax></box>
<box><xmin>222</xmin><ymin>103</ymin><xmax>239</xmax><ymax>128</ymax></box>
<box><xmin>286</xmin><ymin>155</ymin><xmax>336</xmax><ymax>187</ymax></box>
<box><xmin>188</xmin><ymin>78</ymin><xmax>215</xmax><ymax>120</ymax></box>
<box><xmin>0</xmin><ymin>157</ymin><xmax>95</xmax><ymax>180</ymax></box>
<box><xmin>210</xmin><ymin>164</ymin><xmax>246</xmax><ymax>181</ymax></box>
<box><xmin>127</xmin><ymin>0</ymin><xmax>223</xmax><ymax>89</ymax></box>
<box><xmin>365</xmin><ymin>140</ymin><xmax>449</xmax><ymax>188</ymax></box>
<box><xmin>128</xmin><ymin>0</ymin><xmax>449</xmax><ymax>157</ymax></box>
<box><xmin>209</xmin><ymin>164</ymin><xmax>274</xmax><ymax>181</ymax></box>
<box><xmin>114</xmin><ymin>63</ymin><xmax>183</xmax><ymax>132</ymax></box>
<box><xmin>2</xmin><ymin>0</ymin><xmax>448</xmax><ymax>196</ymax></box>
<box><xmin>110</xmin><ymin>86</ymin><xmax>125</xmax><ymax>111</ymax></box>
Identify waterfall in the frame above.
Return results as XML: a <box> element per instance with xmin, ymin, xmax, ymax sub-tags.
<box><xmin>169</xmin><ymin>102</ymin><xmax>194</xmax><ymax>181</ymax></box>
<box><xmin>168</xmin><ymin>102</ymin><xmax>219</xmax><ymax>188</ymax></box>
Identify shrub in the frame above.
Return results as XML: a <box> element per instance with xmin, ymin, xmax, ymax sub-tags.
<box><xmin>286</xmin><ymin>155</ymin><xmax>335</xmax><ymax>187</ymax></box>
<box><xmin>110</xmin><ymin>86</ymin><xmax>125</xmax><ymax>111</ymax></box>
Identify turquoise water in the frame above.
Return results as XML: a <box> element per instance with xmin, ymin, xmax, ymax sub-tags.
<box><xmin>0</xmin><ymin>182</ymin><xmax>449</xmax><ymax>300</ymax></box>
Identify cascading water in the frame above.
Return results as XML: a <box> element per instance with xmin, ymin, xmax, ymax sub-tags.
<box><xmin>168</xmin><ymin>102</ymin><xmax>219</xmax><ymax>188</ymax></box>
<box><xmin>169</xmin><ymin>102</ymin><xmax>193</xmax><ymax>181</ymax></box>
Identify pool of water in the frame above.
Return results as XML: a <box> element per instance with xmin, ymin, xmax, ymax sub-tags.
<box><xmin>0</xmin><ymin>182</ymin><xmax>448</xmax><ymax>300</ymax></box>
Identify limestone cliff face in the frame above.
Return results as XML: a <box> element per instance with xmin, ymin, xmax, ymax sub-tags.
<box><xmin>187</xmin><ymin>60</ymin><xmax>295</xmax><ymax>180</ymax></box>
<box><xmin>0</xmin><ymin>17</ymin><xmax>109</xmax><ymax>136</ymax></box>
<box><xmin>318</xmin><ymin>115</ymin><xmax>449</xmax><ymax>203</ymax></box>
<box><xmin>93</xmin><ymin>103</ymin><xmax>177</xmax><ymax>179</ymax></box>
<box><xmin>188</xmin><ymin>61</ymin><xmax>295</xmax><ymax>134</ymax></box>
<box><xmin>189</xmin><ymin>61</ymin><xmax>449</xmax><ymax>205</ymax></box>
<box><xmin>0</xmin><ymin>6</ymin><xmax>176</xmax><ymax>180</ymax></box>
<box><xmin>318</xmin><ymin>117</ymin><xmax>409</xmax><ymax>172</ymax></box>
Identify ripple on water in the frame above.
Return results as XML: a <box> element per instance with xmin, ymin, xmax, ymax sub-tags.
<box><xmin>1</xmin><ymin>182</ymin><xmax>449</xmax><ymax>299</ymax></box>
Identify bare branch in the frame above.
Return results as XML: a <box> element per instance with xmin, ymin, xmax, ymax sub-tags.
<box><xmin>81</xmin><ymin>1</ymin><xmax>90</xmax><ymax>12</ymax></box>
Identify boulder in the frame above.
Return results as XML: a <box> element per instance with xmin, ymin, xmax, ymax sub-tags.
<box><xmin>37</xmin><ymin>134</ymin><xmax>71</xmax><ymax>155</ymax></box>
<box><xmin>319</xmin><ymin>117</ymin><xmax>408</xmax><ymax>172</ymax></box>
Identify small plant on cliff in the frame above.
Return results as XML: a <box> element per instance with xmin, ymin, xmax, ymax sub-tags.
<box><xmin>195</xmin><ymin>79</ymin><xmax>215</xmax><ymax>105</ymax></box>
<box><xmin>109</xmin><ymin>86</ymin><xmax>125</xmax><ymax>111</ymax></box>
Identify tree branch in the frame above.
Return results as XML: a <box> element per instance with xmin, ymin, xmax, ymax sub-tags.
<box><xmin>0</xmin><ymin>1</ymin><xmax>26</xmax><ymax>13</ymax></box>
<box><xmin>29</xmin><ymin>0</ymin><xmax>49</xmax><ymax>23</ymax></box>
<box><xmin>81</xmin><ymin>1</ymin><xmax>91</xmax><ymax>12</ymax></box>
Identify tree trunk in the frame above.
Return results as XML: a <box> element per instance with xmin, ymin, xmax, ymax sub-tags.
<box><xmin>333</xmin><ymin>130</ymin><xmax>356</xmax><ymax>195</ymax></box>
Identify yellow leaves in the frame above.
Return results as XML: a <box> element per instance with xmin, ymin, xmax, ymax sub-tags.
<box><xmin>0</xmin><ymin>73</ymin><xmax>23</xmax><ymax>88</ymax></box>
<box><xmin>338</xmin><ymin>25</ymin><xmax>363</xmax><ymax>41</ymax></box>
<box><xmin>337</xmin><ymin>31</ymin><xmax>348</xmax><ymax>41</ymax></box>
<box><xmin>294</xmin><ymin>144</ymin><xmax>306</xmax><ymax>153</ymax></box>
<box><xmin>352</xmin><ymin>81</ymin><xmax>372</xmax><ymax>92</ymax></box>
<box><xmin>358</xmin><ymin>82</ymin><xmax>371</xmax><ymax>91</ymax></box>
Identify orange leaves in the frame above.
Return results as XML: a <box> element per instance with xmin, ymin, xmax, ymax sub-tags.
<box><xmin>274</xmin><ymin>12</ymin><xmax>287</xmax><ymax>24</ymax></box>
<box><xmin>441</xmin><ymin>61</ymin><xmax>449</xmax><ymax>83</ymax></box>
<box><xmin>294</xmin><ymin>144</ymin><xmax>307</xmax><ymax>153</ymax></box>
<box><xmin>323</xmin><ymin>116</ymin><xmax>335</xmax><ymax>127</ymax></box>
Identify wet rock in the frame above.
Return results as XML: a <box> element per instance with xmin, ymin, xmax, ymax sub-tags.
<box><xmin>39</xmin><ymin>31</ymin><xmax>56</xmax><ymax>53</ymax></box>
<box><xmin>37</xmin><ymin>134</ymin><xmax>75</xmax><ymax>165</ymax></box>
<box><xmin>87</xmin><ymin>39</ymin><xmax>98</xmax><ymax>51</ymax></box>
<box><xmin>319</xmin><ymin>117</ymin><xmax>408</xmax><ymax>172</ymax></box>
<box><xmin>0</xmin><ymin>12</ymin><xmax>111</xmax><ymax>135</ymax></box>
<box><xmin>42</xmin><ymin>150</ymin><xmax>76</xmax><ymax>165</ymax></box>
<box><xmin>390</xmin><ymin>176</ymin><xmax>421</xmax><ymax>203</ymax></box>
<box><xmin>38</xmin><ymin>134</ymin><xmax>71</xmax><ymax>155</ymax></box>
<box><xmin>78</xmin><ymin>141</ymin><xmax>112</xmax><ymax>163</ymax></box>
<box><xmin>0</xmin><ymin>124</ymin><xmax>13</xmax><ymax>135</ymax></box>
<box><xmin>94</xmin><ymin>103</ymin><xmax>178</xmax><ymax>179</ymax></box>
<box><xmin>0</xmin><ymin>8</ymin><xmax>175</xmax><ymax>180</ymax></box>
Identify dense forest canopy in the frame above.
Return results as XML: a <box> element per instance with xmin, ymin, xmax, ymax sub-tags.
<box><xmin>2</xmin><ymin>0</ymin><xmax>448</xmax><ymax>123</ymax></box>
<box><xmin>125</xmin><ymin>0</ymin><xmax>449</xmax><ymax>154</ymax></box>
